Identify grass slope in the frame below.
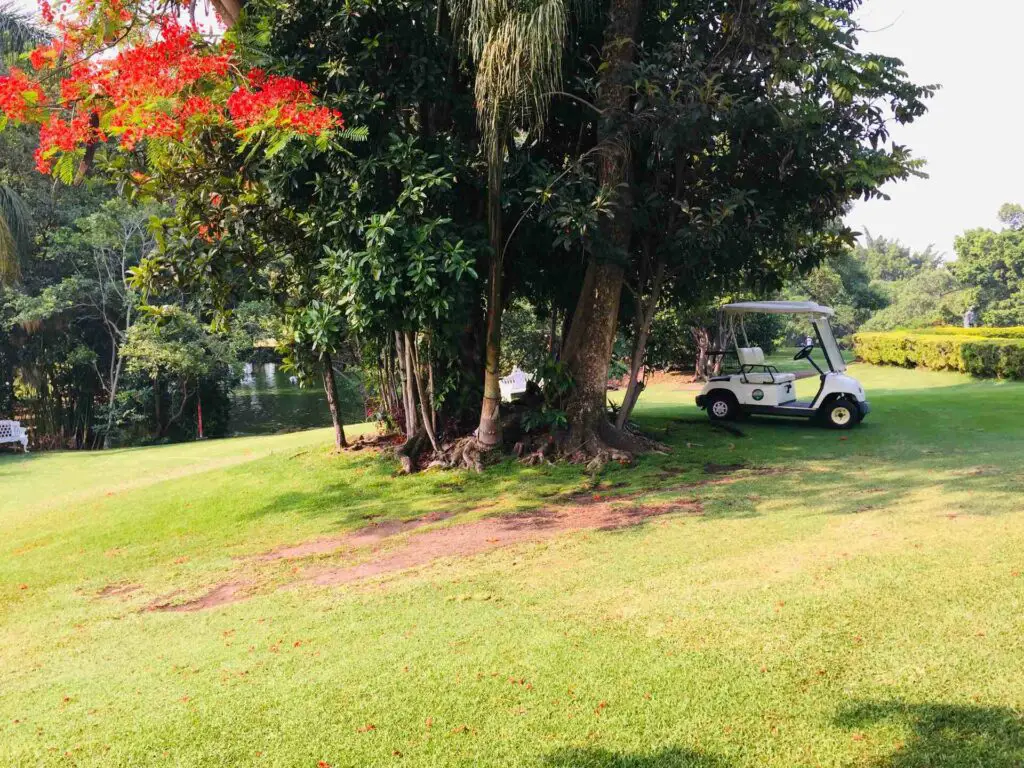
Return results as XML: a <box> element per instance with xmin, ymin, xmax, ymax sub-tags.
<box><xmin>2</xmin><ymin>365</ymin><xmax>1024</xmax><ymax>767</ymax></box>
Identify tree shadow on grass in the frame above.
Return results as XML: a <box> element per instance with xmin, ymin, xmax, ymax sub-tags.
<box><xmin>837</xmin><ymin>700</ymin><xmax>1024</xmax><ymax>767</ymax></box>
<box><xmin>543</xmin><ymin>746</ymin><xmax>729</xmax><ymax>768</ymax></box>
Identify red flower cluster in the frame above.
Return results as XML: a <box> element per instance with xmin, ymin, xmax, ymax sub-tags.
<box><xmin>35</xmin><ymin>111</ymin><xmax>104</xmax><ymax>173</ymax></box>
<box><xmin>0</xmin><ymin>68</ymin><xmax>47</xmax><ymax>122</ymax></box>
<box><xmin>0</xmin><ymin>2</ymin><xmax>344</xmax><ymax>177</ymax></box>
<box><xmin>227</xmin><ymin>70</ymin><xmax>343</xmax><ymax>135</ymax></box>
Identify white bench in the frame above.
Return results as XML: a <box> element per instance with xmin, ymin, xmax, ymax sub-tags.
<box><xmin>0</xmin><ymin>420</ymin><xmax>29</xmax><ymax>452</ymax></box>
<box><xmin>499</xmin><ymin>367</ymin><xmax>534</xmax><ymax>402</ymax></box>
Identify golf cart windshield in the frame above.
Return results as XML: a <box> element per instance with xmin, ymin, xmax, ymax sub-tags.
<box><xmin>810</xmin><ymin>317</ymin><xmax>846</xmax><ymax>373</ymax></box>
<box><xmin>722</xmin><ymin>301</ymin><xmax>846</xmax><ymax>374</ymax></box>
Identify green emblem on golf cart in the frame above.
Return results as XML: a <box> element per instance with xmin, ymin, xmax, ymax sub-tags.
<box><xmin>752</xmin><ymin>389</ymin><xmax>765</xmax><ymax>401</ymax></box>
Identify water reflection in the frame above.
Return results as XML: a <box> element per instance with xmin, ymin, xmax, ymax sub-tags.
<box><xmin>229</xmin><ymin>363</ymin><xmax>364</xmax><ymax>436</ymax></box>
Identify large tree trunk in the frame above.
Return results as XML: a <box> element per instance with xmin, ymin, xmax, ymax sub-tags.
<box><xmin>477</xmin><ymin>165</ymin><xmax>505</xmax><ymax>449</ymax></box>
<box><xmin>563</xmin><ymin>0</ymin><xmax>643</xmax><ymax>452</ymax></box>
<box><xmin>321</xmin><ymin>352</ymin><xmax>348</xmax><ymax>451</ymax></box>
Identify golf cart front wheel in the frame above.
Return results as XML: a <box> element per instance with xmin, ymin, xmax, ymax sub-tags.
<box><xmin>821</xmin><ymin>399</ymin><xmax>857</xmax><ymax>430</ymax></box>
<box><xmin>707</xmin><ymin>392</ymin><xmax>738</xmax><ymax>422</ymax></box>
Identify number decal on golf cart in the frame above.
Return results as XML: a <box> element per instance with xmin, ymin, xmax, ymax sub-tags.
<box><xmin>752</xmin><ymin>389</ymin><xmax>764</xmax><ymax>401</ymax></box>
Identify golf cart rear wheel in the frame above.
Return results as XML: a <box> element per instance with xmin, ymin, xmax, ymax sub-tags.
<box><xmin>707</xmin><ymin>392</ymin><xmax>738</xmax><ymax>422</ymax></box>
<box><xmin>822</xmin><ymin>399</ymin><xmax>857</xmax><ymax>430</ymax></box>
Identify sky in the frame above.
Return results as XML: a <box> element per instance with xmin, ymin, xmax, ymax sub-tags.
<box><xmin>847</xmin><ymin>0</ymin><xmax>1024</xmax><ymax>259</ymax></box>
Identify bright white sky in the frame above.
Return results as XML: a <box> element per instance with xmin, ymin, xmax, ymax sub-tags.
<box><xmin>13</xmin><ymin>0</ymin><xmax>1015</xmax><ymax>259</ymax></box>
<box><xmin>848</xmin><ymin>0</ymin><xmax>1024</xmax><ymax>258</ymax></box>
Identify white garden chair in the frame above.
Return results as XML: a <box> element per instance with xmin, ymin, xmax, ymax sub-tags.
<box><xmin>498</xmin><ymin>366</ymin><xmax>534</xmax><ymax>402</ymax></box>
<box><xmin>0</xmin><ymin>420</ymin><xmax>29</xmax><ymax>452</ymax></box>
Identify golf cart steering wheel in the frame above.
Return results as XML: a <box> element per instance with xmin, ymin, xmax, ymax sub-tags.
<box><xmin>793</xmin><ymin>344</ymin><xmax>815</xmax><ymax>361</ymax></box>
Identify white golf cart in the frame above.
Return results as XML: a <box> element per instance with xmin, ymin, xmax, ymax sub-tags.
<box><xmin>695</xmin><ymin>301</ymin><xmax>869</xmax><ymax>429</ymax></box>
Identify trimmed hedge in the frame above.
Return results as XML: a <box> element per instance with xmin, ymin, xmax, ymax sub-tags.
<box><xmin>925</xmin><ymin>326</ymin><xmax>1024</xmax><ymax>339</ymax></box>
<box><xmin>854</xmin><ymin>332</ymin><xmax>1024</xmax><ymax>379</ymax></box>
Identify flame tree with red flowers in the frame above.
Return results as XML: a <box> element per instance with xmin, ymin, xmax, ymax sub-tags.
<box><xmin>0</xmin><ymin>4</ymin><xmax>343</xmax><ymax>181</ymax></box>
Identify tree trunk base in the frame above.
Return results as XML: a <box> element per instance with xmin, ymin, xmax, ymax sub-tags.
<box><xmin>426</xmin><ymin>436</ymin><xmax>486</xmax><ymax>473</ymax></box>
<box><xmin>565</xmin><ymin>417</ymin><xmax>669</xmax><ymax>471</ymax></box>
<box><xmin>396</xmin><ymin>429</ymin><xmax>429</xmax><ymax>474</ymax></box>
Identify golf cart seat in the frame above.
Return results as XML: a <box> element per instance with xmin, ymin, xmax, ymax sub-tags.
<box><xmin>736</xmin><ymin>347</ymin><xmax>796</xmax><ymax>385</ymax></box>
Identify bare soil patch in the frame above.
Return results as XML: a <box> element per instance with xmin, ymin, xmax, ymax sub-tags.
<box><xmin>257</xmin><ymin>511</ymin><xmax>453</xmax><ymax>561</ymax></box>
<box><xmin>303</xmin><ymin>498</ymin><xmax>703</xmax><ymax>588</ymax></box>
<box><xmin>96</xmin><ymin>582</ymin><xmax>141</xmax><ymax>599</ymax></box>
<box><xmin>146</xmin><ymin>581</ymin><xmax>252</xmax><ymax>613</ymax></box>
<box><xmin>141</xmin><ymin>465</ymin><xmax>787</xmax><ymax>612</ymax></box>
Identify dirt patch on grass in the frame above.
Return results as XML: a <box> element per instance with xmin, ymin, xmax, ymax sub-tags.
<box><xmin>146</xmin><ymin>581</ymin><xmax>252</xmax><ymax>613</ymax></box>
<box><xmin>145</xmin><ymin>465</ymin><xmax>787</xmax><ymax>611</ymax></box>
<box><xmin>303</xmin><ymin>498</ymin><xmax>703</xmax><ymax>588</ymax></box>
<box><xmin>96</xmin><ymin>582</ymin><xmax>141</xmax><ymax>599</ymax></box>
<box><xmin>704</xmin><ymin>462</ymin><xmax>747</xmax><ymax>475</ymax></box>
<box><xmin>257</xmin><ymin>512</ymin><xmax>454</xmax><ymax>561</ymax></box>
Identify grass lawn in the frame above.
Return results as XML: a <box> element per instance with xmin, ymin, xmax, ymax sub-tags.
<box><xmin>2</xmin><ymin>364</ymin><xmax>1024</xmax><ymax>767</ymax></box>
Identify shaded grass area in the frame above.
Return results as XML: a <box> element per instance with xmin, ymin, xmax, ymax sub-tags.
<box><xmin>2</xmin><ymin>365</ymin><xmax>1024</xmax><ymax>766</ymax></box>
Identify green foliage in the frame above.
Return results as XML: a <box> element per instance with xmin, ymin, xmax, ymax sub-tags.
<box><xmin>998</xmin><ymin>202</ymin><xmax>1024</xmax><ymax>231</ymax></box>
<box><xmin>925</xmin><ymin>326</ymin><xmax>1024</xmax><ymax>339</ymax></box>
<box><xmin>854</xmin><ymin>331</ymin><xmax>1024</xmax><ymax>379</ymax></box>
<box><xmin>123</xmin><ymin>306</ymin><xmax>243</xmax><ymax>381</ymax></box>
<box><xmin>860</xmin><ymin>268</ymin><xmax>968</xmax><ymax>332</ymax></box>
<box><xmin>520</xmin><ymin>357</ymin><xmax>574</xmax><ymax>433</ymax></box>
<box><xmin>500</xmin><ymin>298</ymin><xmax>552</xmax><ymax>375</ymax></box>
<box><xmin>780</xmin><ymin>249</ymin><xmax>885</xmax><ymax>340</ymax></box>
<box><xmin>952</xmin><ymin>208</ymin><xmax>1024</xmax><ymax>326</ymax></box>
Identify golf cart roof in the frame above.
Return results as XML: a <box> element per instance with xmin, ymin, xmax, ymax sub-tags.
<box><xmin>722</xmin><ymin>301</ymin><xmax>835</xmax><ymax>317</ymax></box>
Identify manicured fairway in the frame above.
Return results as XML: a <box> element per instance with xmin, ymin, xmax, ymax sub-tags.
<box><xmin>2</xmin><ymin>364</ymin><xmax>1023</xmax><ymax>767</ymax></box>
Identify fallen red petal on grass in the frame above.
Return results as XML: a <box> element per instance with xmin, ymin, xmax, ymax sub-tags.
<box><xmin>18</xmin><ymin>584</ymin><xmax>28</xmax><ymax>590</ymax></box>
<box><xmin>594</xmin><ymin>701</ymin><xmax>608</xmax><ymax>714</ymax></box>
<box><xmin>450</xmin><ymin>724</ymin><xmax>471</xmax><ymax>734</ymax></box>
<box><xmin>852</xmin><ymin>732</ymin><xmax>866</xmax><ymax>741</ymax></box>
<box><xmin>356</xmin><ymin>723</ymin><xmax>376</xmax><ymax>733</ymax></box>
<box><xmin>318</xmin><ymin>761</ymin><xmax>331</xmax><ymax>768</ymax></box>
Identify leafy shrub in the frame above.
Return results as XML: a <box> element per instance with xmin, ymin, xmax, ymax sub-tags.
<box><xmin>921</xmin><ymin>326</ymin><xmax>1024</xmax><ymax>339</ymax></box>
<box><xmin>521</xmin><ymin>359</ymin><xmax>574</xmax><ymax>433</ymax></box>
<box><xmin>854</xmin><ymin>332</ymin><xmax>1024</xmax><ymax>378</ymax></box>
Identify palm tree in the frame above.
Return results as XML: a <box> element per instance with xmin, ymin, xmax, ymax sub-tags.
<box><xmin>0</xmin><ymin>2</ymin><xmax>44</xmax><ymax>62</ymax></box>
<box><xmin>451</xmin><ymin>0</ymin><xmax>577</xmax><ymax>448</ymax></box>
<box><xmin>0</xmin><ymin>2</ymin><xmax>45</xmax><ymax>286</ymax></box>
<box><xmin>0</xmin><ymin>185</ymin><xmax>30</xmax><ymax>285</ymax></box>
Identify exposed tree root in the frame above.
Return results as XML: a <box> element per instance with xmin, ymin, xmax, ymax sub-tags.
<box><xmin>515</xmin><ymin>434</ymin><xmax>557</xmax><ymax>466</ymax></box>
<box><xmin>395</xmin><ymin>429</ymin><xmax>428</xmax><ymax>474</ymax></box>
<box><xmin>562</xmin><ymin>417</ymin><xmax>671</xmax><ymax>472</ymax></box>
<box><xmin>426</xmin><ymin>436</ymin><xmax>485</xmax><ymax>473</ymax></box>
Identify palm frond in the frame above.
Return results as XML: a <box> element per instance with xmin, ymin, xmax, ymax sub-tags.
<box><xmin>0</xmin><ymin>2</ymin><xmax>46</xmax><ymax>64</ymax></box>
<box><xmin>0</xmin><ymin>184</ymin><xmax>31</xmax><ymax>286</ymax></box>
<box><xmin>452</xmin><ymin>0</ymin><xmax>576</xmax><ymax>167</ymax></box>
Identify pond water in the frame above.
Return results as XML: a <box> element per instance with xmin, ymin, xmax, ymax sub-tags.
<box><xmin>229</xmin><ymin>363</ymin><xmax>365</xmax><ymax>436</ymax></box>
